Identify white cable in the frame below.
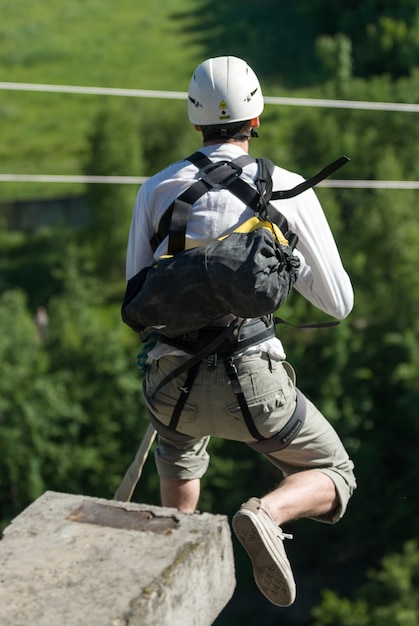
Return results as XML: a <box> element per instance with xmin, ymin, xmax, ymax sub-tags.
<box><xmin>0</xmin><ymin>174</ymin><xmax>147</xmax><ymax>184</ymax></box>
<box><xmin>264</xmin><ymin>95</ymin><xmax>419</xmax><ymax>112</ymax></box>
<box><xmin>1</xmin><ymin>81</ymin><xmax>418</xmax><ymax>189</ymax></box>
<box><xmin>1</xmin><ymin>80</ymin><xmax>419</xmax><ymax>112</ymax></box>
<box><xmin>317</xmin><ymin>180</ymin><xmax>419</xmax><ymax>189</ymax></box>
<box><xmin>1</xmin><ymin>174</ymin><xmax>419</xmax><ymax>189</ymax></box>
<box><xmin>0</xmin><ymin>81</ymin><xmax>186</xmax><ymax>100</ymax></box>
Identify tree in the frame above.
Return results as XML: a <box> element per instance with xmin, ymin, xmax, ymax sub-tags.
<box><xmin>0</xmin><ymin>289</ymin><xmax>75</xmax><ymax>524</ymax></box>
<box><xmin>312</xmin><ymin>541</ymin><xmax>419</xmax><ymax>626</ymax></box>
<box><xmin>0</xmin><ymin>249</ymin><xmax>153</xmax><ymax>530</ymax></box>
<box><xmin>315</xmin><ymin>33</ymin><xmax>353</xmax><ymax>92</ymax></box>
<box><xmin>84</xmin><ymin>99</ymin><xmax>144</xmax><ymax>280</ymax></box>
<box><xmin>302</xmin><ymin>0</ymin><xmax>419</xmax><ymax>79</ymax></box>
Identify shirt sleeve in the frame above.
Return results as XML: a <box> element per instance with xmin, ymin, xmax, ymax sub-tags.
<box><xmin>271</xmin><ymin>176</ymin><xmax>354</xmax><ymax>320</ymax></box>
<box><xmin>125</xmin><ymin>185</ymin><xmax>155</xmax><ymax>281</ymax></box>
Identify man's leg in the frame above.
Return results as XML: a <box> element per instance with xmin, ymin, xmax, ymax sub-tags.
<box><xmin>160</xmin><ymin>476</ymin><xmax>200</xmax><ymax>513</ymax></box>
<box><xmin>153</xmin><ymin>430</ymin><xmax>210</xmax><ymax>513</ymax></box>
<box><xmin>232</xmin><ymin>396</ymin><xmax>356</xmax><ymax>608</ymax></box>
<box><xmin>160</xmin><ymin>468</ymin><xmax>337</xmax><ymax>519</ymax></box>
<box><xmin>232</xmin><ymin>470</ymin><xmax>338</xmax><ymax>607</ymax></box>
<box><xmin>261</xmin><ymin>469</ymin><xmax>338</xmax><ymax>525</ymax></box>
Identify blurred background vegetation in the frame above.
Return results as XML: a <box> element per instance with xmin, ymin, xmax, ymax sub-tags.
<box><xmin>1</xmin><ymin>0</ymin><xmax>419</xmax><ymax>624</ymax></box>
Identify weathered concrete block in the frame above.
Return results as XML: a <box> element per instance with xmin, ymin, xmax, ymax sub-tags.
<box><xmin>0</xmin><ymin>491</ymin><xmax>236</xmax><ymax>625</ymax></box>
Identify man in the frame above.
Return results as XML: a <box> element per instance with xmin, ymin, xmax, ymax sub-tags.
<box><xmin>125</xmin><ymin>56</ymin><xmax>356</xmax><ymax>607</ymax></box>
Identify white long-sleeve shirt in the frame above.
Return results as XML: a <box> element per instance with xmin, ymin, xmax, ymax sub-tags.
<box><xmin>126</xmin><ymin>143</ymin><xmax>353</xmax><ymax>358</ymax></box>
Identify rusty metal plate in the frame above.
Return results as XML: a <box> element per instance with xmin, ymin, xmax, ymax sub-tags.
<box><xmin>67</xmin><ymin>501</ymin><xmax>179</xmax><ymax>534</ymax></box>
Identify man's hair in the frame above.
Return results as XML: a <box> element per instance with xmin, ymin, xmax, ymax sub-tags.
<box><xmin>200</xmin><ymin>120</ymin><xmax>253</xmax><ymax>142</ymax></box>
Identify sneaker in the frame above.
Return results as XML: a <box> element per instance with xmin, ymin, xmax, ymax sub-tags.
<box><xmin>232</xmin><ymin>497</ymin><xmax>296</xmax><ymax>606</ymax></box>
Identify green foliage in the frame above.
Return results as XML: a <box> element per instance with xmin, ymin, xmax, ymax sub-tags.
<box><xmin>2</xmin><ymin>2</ymin><xmax>419</xmax><ymax>624</ymax></box>
<box><xmin>3</xmin><ymin>0</ymin><xmax>419</xmax><ymax>203</ymax></box>
<box><xmin>138</xmin><ymin>100</ymin><xmax>198</xmax><ymax>176</ymax></box>
<box><xmin>0</xmin><ymin>288</ymin><xmax>52</xmax><ymax>517</ymax></box>
<box><xmin>312</xmin><ymin>541</ymin><xmax>419</xmax><ymax>626</ymax></box>
<box><xmin>174</xmin><ymin>0</ymin><xmax>320</xmax><ymax>87</ymax></box>
<box><xmin>0</xmin><ymin>247</ymin><xmax>152</xmax><ymax>530</ymax></box>
<box><xmin>269</xmin><ymin>73</ymin><xmax>419</xmax><ymax>556</ymax></box>
<box><xmin>84</xmin><ymin>99</ymin><xmax>143</xmax><ymax>279</ymax></box>
<box><xmin>0</xmin><ymin>0</ymin><xmax>200</xmax><ymax>201</ymax></box>
<box><xmin>315</xmin><ymin>34</ymin><xmax>353</xmax><ymax>91</ymax></box>
<box><xmin>302</xmin><ymin>0</ymin><xmax>419</xmax><ymax>79</ymax></box>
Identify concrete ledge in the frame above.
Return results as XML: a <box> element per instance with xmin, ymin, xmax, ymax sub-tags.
<box><xmin>0</xmin><ymin>491</ymin><xmax>236</xmax><ymax>626</ymax></box>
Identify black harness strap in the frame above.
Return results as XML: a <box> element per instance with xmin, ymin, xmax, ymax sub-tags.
<box><xmin>247</xmin><ymin>389</ymin><xmax>306</xmax><ymax>453</ymax></box>
<box><xmin>151</xmin><ymin>179</ymin><xmax>211</xmax><ymax>254</ymax></box>
<box><xmin>148</xmin><ymin>410</ymin><xmax>196</xmax><ymax>443</ymax></box>
<box><xmin>168</xmin><ymin>362</ymin><xmax>201</xmax><ymax>431</ymax></box>
<box><xmin>255</xmin><ymin>157</ymin><xmax>299</xmax><ymax>248</ymax></box>
<box><xmin>152</xmin><ymin>152</ymin><xmax>350</xmax><ymax>255</ymax></box>
<box><xmin>146</xmin><ymin>152</ymin><xmax>349</xmax><ymax>446</ymax></box>
<box><xmin>271</xmin><ymin>156</ymin><xmax>350</xmax><ymax>200</ymax></box>
<box><xmin>151</xmin><ymin>152</ymin><xmax>272</xmax><ymax>254</ymax></box>
<box><xmin>150</xmin><ymin>323</ymin><xmax>236</xmax><ymax>401</ymax></box>
<box><xmin>187</xmin><ymin>151</ymin><xmax>283</xmax><ymax>218</ymax></box>
<box><xmin>188</xmin><ymin>151</ymin><xmax>261</xmax><ymax>209</ymax></box>
<box><xmin>274</xmin><ymin>316</ymin><xmax>340</xmax><ymax>329</ymax></box>
<box><xmin>167</xmin><ymin>182</ymin><xmax>210</xmax><ymax>255</ymax></box>
<box><xmin>164</xmin><ymin>317</ymin><xmax>275</xmax><ymax>356</ymax></box>
<box><xmin>154</xmin><ymin>319</ymin><xmax>277</xmax><ymax>443</ymax></box>
<box><xmin>224</xmin><ymin>356</ymin><xmax>265</xmax><ymax>441</ymax></box>
<box><xmin>167</xmin><ymin>153</ymin><xmax>262</xmax><ymax>255</ymax></box>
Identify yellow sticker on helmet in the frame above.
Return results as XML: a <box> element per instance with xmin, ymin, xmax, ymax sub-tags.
<box><xmin>218</xmin><ymin>99</ymin><xmax>230</xmax><ymax>119</ymax></box>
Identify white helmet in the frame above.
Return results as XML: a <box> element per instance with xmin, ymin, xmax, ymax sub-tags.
<box><xmin>188</xmin><ymin>56</ymin><xmax>264</xmax><ymax>126</ymax></box>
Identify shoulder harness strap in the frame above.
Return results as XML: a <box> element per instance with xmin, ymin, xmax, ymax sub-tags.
<box><xmin>151</xmin><ymin>152</ymin><xmax>349</xmax><ymax>256</ymax></box>
<box><xmin>151</xmin><ymin>151</ymin><xmax>279</xmax><ymax>255</ymax></box>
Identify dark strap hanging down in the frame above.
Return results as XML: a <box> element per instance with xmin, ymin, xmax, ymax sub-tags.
<box><xmin>168</xmin><ymin>362</ymin><xmax>201</xmax><ymax>431</ymax></box>
<box><xmin>224</xmin><ymin>356</ymin><xmax>265</xmax><ymax>441</ymax></box>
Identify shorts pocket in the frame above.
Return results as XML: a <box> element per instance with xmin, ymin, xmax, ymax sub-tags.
<box><xmin>225</xmin><ymin>355</ymin><xmax>295</xmax><ymax>438</ymax></box>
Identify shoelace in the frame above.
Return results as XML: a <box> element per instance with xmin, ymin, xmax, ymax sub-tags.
<box><xmin>259</xmin><ymin>504</ymin><xmax>293</xmax><ymax>541</ymax></box>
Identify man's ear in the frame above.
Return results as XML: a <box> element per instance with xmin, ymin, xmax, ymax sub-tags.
<box><xmin>250</xmin><ymin>117</ymin><xmax>260</xmax><ymax>129</ymax></box>
<box><xmin>194</xmin><ymin>124</ymin><xmax>202</xmax><ymax>132</ymax></box>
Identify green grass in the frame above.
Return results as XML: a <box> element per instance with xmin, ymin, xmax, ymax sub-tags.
<box><xmin>0</xmin><ymin>0</ymin><xmax>324</xmax><ymax>202</ymax></box>
<box><xmin>0</xmin><ymin>0</ymin><xmax>204</xmax><ymax>201</ymax></box>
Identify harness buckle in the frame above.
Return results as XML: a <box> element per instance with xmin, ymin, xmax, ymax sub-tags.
<box><xmin>197</xmin><ymin>160</ymin><xmax>243</xmax><ymax>191</ymax></box>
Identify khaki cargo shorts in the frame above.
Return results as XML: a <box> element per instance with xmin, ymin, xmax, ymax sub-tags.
<box><xmin>143</xmin><ymin>351</ymin><xmax>356</xmax><ymax>523</ymax></box>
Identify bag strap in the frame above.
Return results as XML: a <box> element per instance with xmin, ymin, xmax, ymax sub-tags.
<box><xmin>149</xmin><ymin>322</ymin><xmax>237</xmax><ymax>400</ymax></box>
<box><xmin>273</xmin><ymin>316</ymin><xmax>340</xmax><ymax>330</ymax></box>
<box><xmin>152</xmin><ymin>152</ymin><xmax>349</xmax><ymax>256</ymax></box>
<box><xmin>270</xmin><ymin>156</ymin><xmax>350</xmax><ymax>200</ymax></box>
<box><xmin>168</xmin><ymin>362</ymin><xmax>202</xmax><ymax>431</ymax></box>
<box><xmin>151</xmin><ymin>151</ymin><xmax>273</xmax><ymax>255</ymax></box>
<box><xmin>255</xmin><ymin>157</ymin><xmax>298</xmax><ymax>248</ymax></box>
<box><xmin>224</xmin><ymin>356</ymin><xmax>265</xmax><ymax>441</ymax></box>
<box><xmin>167</xmin><ymin>152</ymin><xmax>262</xmax><ymax>255</ymax></box>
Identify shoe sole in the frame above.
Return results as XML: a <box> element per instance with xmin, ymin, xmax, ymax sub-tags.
<box><xmin>232</xmin><ymin>509</ymin><xmax>296</xmax><ymax>606</ymax></box>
